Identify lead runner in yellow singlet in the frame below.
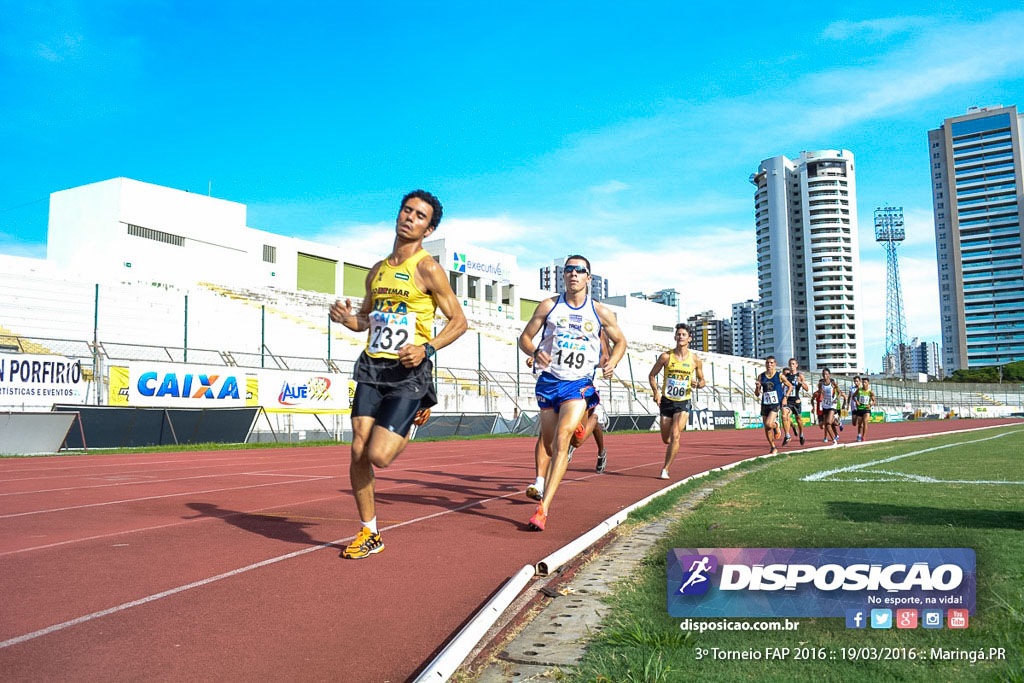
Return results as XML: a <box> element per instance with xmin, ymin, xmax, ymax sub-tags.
<box><xmin>329</xmin><ymin>190</ymin><xmax>467</xmax><ymax>559</ymax></box>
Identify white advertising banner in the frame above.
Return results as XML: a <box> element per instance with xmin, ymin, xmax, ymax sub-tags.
<box><xmin>125</xmin><ymin>362</ymin><xmax>246</xmax><ymax>407</ymax></box>
<box><xmin>446</xmin><ymin>244</ymin><xmax>515</xmax><ymax>283</ymax></box>
<box><xmin>0</xmin><ymin>353</ymin><xmax>88</xmax><ymax>407</ymax></box>
<box><xmin>254</xmin><ymin>369</ymin><xmax>349</xmax><ymax>413</ymax></box>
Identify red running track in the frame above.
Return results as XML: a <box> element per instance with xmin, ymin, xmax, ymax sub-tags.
<box><xmin>0</xmin><ymin>419</ymin><xmax>1019</xmax><ymax>682</ymax></box>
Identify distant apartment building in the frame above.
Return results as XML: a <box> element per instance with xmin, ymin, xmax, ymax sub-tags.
<box><xmin>750</xmin><ymin>150</ymin><xmax>864</xmax><ymax>373</ymax></box>
<box><xmin>686</xmin><ymin>310</ymin><xmax>732</xmax><ymax>355</ymax></box>
<box><xmin>540</xmin><ymin>258</ymin><xmax>609</xmax><ymax>299</ymax></box>
<box><xmin>929</xmin><ymin>105</ymin><xmax>1024</xmax><ymax>371</ymax></box>
<box><xmin>907</xmin><ymin>337</ymin><xmax>942</xmax><ymax>377</ymax></box>
<box><xmin>883</xmin><ymin>337</ymin><xmax>942</xmax><ymax>378</ymax></box>
<box><xmin>630</xmin><ymin>288</ymin><xmax>679</xmax><ymax>318</ymax></box>
<box><xmin>731</xmin><ymin>299</ymin><xmax>758</xmax><ymax>359</ymax></box>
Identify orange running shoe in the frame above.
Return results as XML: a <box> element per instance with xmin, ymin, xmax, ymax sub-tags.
<box><xmin>528</xmin><ymin>505</ymin><xmax>547</xmax><ymax>531</ymax></box>
<box><xmin>341</xmin><ymin>526</ymin><xmax>384</xmax><ymax>559</ymax></box>
<box><xmin>574</xmin><ymin>422</ymin><xmax>586</xmax><ymax>440</ymax></box>
<box><xmin>413</xmin><ymin>408</ymin><xmax>431</xmax><ymax>426</ymax></box>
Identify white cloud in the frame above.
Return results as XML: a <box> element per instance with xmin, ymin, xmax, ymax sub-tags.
<box><xmin>821</xmin><ymin>16</ymin><xmax>933</xmax><ymax>41</ymax></box>
<box><xmin>589</xmin><ymin>180</ymin><xmax>630</xmax><ymax>195</ymax></box>
<box><xmin>0</xmin><ymin>236</ymin><xmax>46</xmax><ymax>259</ymax></box>
<box><xmin>544</xmin><ymin>10</ymin><xmax>1024</xmax><ymax>172</ymax></box>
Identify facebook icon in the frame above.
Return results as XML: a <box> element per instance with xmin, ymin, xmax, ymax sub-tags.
<box><xmin>845</xmin><ymin>609</ymin><xmax>867</xmax><ymax>629</ymax></box>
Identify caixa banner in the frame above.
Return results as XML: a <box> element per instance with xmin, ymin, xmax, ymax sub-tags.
<box><xmin>668</xmin><ymin>548</ymin><xmax>975</xmax><ymax>617</ymax></box>
<box><xmin>111</xmin><ymin>362</ymin><xmax>245</xmax><ymax>407</ymax></box>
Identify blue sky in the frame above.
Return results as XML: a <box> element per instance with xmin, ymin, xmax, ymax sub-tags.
<box><xmin>2</xmin><ymin>1</ymin><xmax>1023</xmax><ymax>370</ymax></box>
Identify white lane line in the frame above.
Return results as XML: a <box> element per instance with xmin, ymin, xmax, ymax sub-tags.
<box><xmin>0</xmin><ymin>450</ymin><xmax>572</xmax><ymax>556</ymax></box>
<box><xmin>0</xmin><ymin>450</ymin><xmax>539</xmax><ymax>516</ymax></box>
<box><xmin>0</xmin><ymin>457</ymin><xmax>669</xmax><ymax>650</ymax></box>
<box><xmin>0</xmin><ymin>445</ymin><xmax>521</xmax><ymax>483</ymax></box>
<box><xmin>0</xmin><ymin>478</ymin><xmax>339</xmax><ymax>519</ymax></box>
<box><xmin>801</xmin><ymin>429</ymin><xmax>1021</xmax><ymax>482</ymax></box>
<box><xmin>0</xmin><ymin>471</ymin><xmax>336</xmax><ymax>498</ymax></box>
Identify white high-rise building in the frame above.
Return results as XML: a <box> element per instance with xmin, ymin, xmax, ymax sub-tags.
<box><xmin>750</xmin><ymin>150</ymin><xmax>864</xmax><ymax>373</ymax></box>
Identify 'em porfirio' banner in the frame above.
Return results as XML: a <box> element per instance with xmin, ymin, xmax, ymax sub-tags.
<box><xmin>114</xmin><ymin>362</ymin><xmax>246</xmax><ymax>408</ymax></box>
<box><xmin>668</xmin><ymin>548</ymin><xmax>975</xmax><ymax>618</ymax></box>
<box><xmin>0</xmin><ymin>353</ymin><xmax>87</xmax><ymax>407</ymax></box>
<box><xmin>251</xmin><ymin>370</ymin><xmax>349</xmax><ymax>413</ymax></box>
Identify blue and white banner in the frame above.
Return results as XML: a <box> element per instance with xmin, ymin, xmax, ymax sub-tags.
<box><xmin>125</xmin><ymin>361</ymin><xmax>245</xmax><ymax>407</ymax></box>
<box><xmin>668</xmin><ymin>548</ymin><xmax>975</xmax><ymax>617</ymax></box>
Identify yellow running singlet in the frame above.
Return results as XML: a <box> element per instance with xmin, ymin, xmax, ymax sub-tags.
<box><xmin>662</xmin><ymin>350</ymin><xmax>696</xmax><ymax>402</ymax></box>
<box><xmin>366</xmin><ymin>249</ymin><xmax>435</xmax><ymax>359</ymax></box>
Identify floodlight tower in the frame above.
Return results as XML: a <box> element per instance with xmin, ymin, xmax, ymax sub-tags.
<box><xmin>875</xmin><ymin>206</ymin><xmax>907</xmax><ymax>377</ymax></box>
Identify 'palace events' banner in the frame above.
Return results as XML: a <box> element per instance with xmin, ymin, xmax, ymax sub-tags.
<box><xmin>109</xmin><ymin>364</ymin><xmax>347</xmax><ymax>413</ymax></box>
<box><xmin>0</xmin><ymin>353</ymin><xmax>87</xmax><ymax>407</ymax></box>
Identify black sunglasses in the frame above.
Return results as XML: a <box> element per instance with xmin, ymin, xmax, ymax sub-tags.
<box><xmin>563</xmin><ymin>264</ymin><xmax>589</xmax><ymax>275</ymax></box>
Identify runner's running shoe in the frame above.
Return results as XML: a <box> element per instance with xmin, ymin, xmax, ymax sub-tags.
<box><xmin>594</xmin><ymin>403</ymin><xmax>610</xmax><ymax>429</ymax></box>
<box><xmin>525</xmin><ymin>484</ymin><xmax>543</xmax><ymax>501</ymax></box>
<box><xmin>574</xmin><ymin>422</ymin><xmax>586</xmax><ymax>440</ymax></box>
<box><xmin>341</xmin><ymin>526</ymin><xmax>384</xmax><ymax>559</ymax></box>
<box><xmin>659</xmin><ymin>469</ymin><xmax>670</xmax><ymax>480</ymax></box>
<box><xmin>413</xmin><ymin>408</ymin><xmax>431</xmax><ymax>426</ymax></box>
<box><xmin>782</xmin><ymin>435</ymin><xmax>791</xmax><ymax>446</ymax></box>
<box><xmin>528</xmin><ymin>505</ymin><xmax>547</xmax><ymax>531</ymax></box>
<box><xmin>595</xmin><ymin>449</ymin><xmax>608</xmax><ymax>474</ymax></box>
<box><xmin>799</xmin><ymin>434</ymin><xmax>805</xmax><ymax>445</ymax></box>
<box><xmin>566</xmin><ymin>445</ymin><xmax>575</xmax><ymax>463</ymax></box>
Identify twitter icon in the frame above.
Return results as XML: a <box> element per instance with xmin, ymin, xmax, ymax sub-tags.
<box><xmin>870</xmin><ymin>609</ymin><xmax>892</xmax><ymax>629</ymax></box>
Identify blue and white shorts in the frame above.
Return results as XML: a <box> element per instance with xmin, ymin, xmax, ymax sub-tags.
<box><xmin>535</xmin><ymin>372</ymin><xmax>600</xmax><ymax>412</ymax></box>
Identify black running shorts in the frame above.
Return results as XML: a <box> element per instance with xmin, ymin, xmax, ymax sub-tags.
<box><xmin>761</xmin><ymin>403</ymin><xmax>781</xmax><ymax>418</ymax></box>
<box><xmin>351</xmin><ymin>352</ymin><xmax>437</xmax><ymax>436</ymax></box>
<box><xmin>659</xmin><ymin>396</ymin><xmax>691</xmax><ymax>418</ymax></box>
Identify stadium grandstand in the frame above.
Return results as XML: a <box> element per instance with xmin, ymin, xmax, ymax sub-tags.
<box><xmin>1</xmin><ymin>178</ymin><xmax>1021</xmax><ymax>447</ymax></box>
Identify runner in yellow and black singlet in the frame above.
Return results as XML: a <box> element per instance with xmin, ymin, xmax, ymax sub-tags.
<box><xmin>649</xmin><ymin>323</ymin><xmax>705</xmax><ymax>480</ymax></box>
<box><xmin>329</xmin><ymin>190</ymin><xmax>467</xmax><ymax>559</ymax></box>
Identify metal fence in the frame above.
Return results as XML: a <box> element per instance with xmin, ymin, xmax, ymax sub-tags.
<box><xmin>2</xmin><ymin>332</ymin><xmax>1022</xmax><ymax>416</ymax></box>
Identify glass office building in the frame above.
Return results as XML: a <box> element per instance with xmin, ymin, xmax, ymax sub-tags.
<box><xmin>929</xmin><ymin>105</ymin><xmax>1024</xmax><ymax>370</ymax></box>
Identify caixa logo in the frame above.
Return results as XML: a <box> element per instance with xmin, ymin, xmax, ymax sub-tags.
<box><xmin>137</xmin><ymin>372</ymin><xmax>241</xmax><ymax>400</ymax></box>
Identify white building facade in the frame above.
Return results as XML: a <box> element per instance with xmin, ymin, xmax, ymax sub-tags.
<box><xmin>750</xmin><ymin>150</ymin><xmax>864</xmax><ymax>372</ymax></box>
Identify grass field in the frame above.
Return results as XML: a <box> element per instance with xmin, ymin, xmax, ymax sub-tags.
<box><xmin>575</xmin><ymin>425</ymin><xmax>1024</xmax><ymax>682</ymax></box>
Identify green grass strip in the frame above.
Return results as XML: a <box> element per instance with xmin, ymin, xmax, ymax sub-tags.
<box><xmin>575</xmin><ymin>425</ymin><xmax>1024</xmax><ymax>682</ymax></box>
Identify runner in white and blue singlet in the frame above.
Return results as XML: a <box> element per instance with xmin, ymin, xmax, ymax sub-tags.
<box><xmin>519</xmin><ymin>255</ymin><xmax>626</xmax><ymax>532</ymax></box>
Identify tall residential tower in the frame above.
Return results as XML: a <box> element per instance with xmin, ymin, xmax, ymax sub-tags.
<box><xmin>929</xmin><ymin>105</ymin><xmax>1024</xmax><ymax>370</ymax></box>
<box><xmin>750</xmin><ymin>150</ymin><xmax>864</xmax><ymax>372</ymax></box>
